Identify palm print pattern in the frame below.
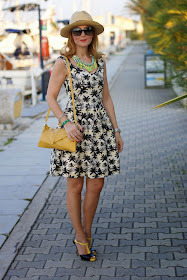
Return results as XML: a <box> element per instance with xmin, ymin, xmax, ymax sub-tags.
<box><xmin>50</xmin><ymin>56</ymin><xmax>120</xmax><ymax>178</ymax></box>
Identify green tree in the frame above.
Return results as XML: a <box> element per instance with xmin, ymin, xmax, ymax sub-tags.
<box><xmin>127</xmin><ymin>0</ymin><xmax>187</xmax><ymax>107</ymax></box>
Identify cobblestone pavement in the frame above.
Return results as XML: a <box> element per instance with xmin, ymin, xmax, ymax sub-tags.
<box><xmin>3</xmin><ymin>44</ymin><xmax>187</xmax><ymax>279</ymax></box>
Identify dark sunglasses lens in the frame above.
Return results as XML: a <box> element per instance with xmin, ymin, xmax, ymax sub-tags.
<box><xmin>72</xmin><ymin>29</ymin><xmax>82</xmax><ymax>36</ymax></box>
<box><xmin>84</xmin><ymin>27</ymin><xmax>94</xmax><ymax>36</ymax></box>
<box><xmin>72</xmin><ymin>27</ymin><xmax>94</xmax><ymax>36</ymax></box>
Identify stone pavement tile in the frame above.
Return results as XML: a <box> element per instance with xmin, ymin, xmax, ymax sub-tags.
<box><xmin>9</xmin><ymin>277</ymin><xmax>39</xmax><ymax>280</ymax></box>
<box><xmin>7</xmin><ymin>268</ymin><xmax>29</xmax><ymax>277</ymax></box>
<box><xmin>93</xmin><ymin>239</ymin><xmax>118</xmax><ymax>246</ymax></box>
<box><xmin>132</xmin><ymin>259</ymin><xmax>159</xmax><ymax>268</ymax></box>
<box><xmin>158</xmin><ymin>233</ymin><xmax>183</xmax><ymax>239</ymax></box>
<box><xmin>47</xmin><ymin>228</ymin><xmax>71</xmax><ymax>235</ymax></box>
<box><xmin>174</xmin><ymin>252</ymin><xmax>187</xmax><ymax>260</ymax></box>
<box><xmin>50</xmin><ymin>245</ymin><xmax>74</xmax><ymax>255</ymax></box>
<box><xmin>16</xmin><ymin>254</ymin><xmax>35</xmax><ymax>261</ymax></box>
<box><xmin>120</xmin><ymin>240</ymin><xmax>145</xmax><ymax>246</ymax></box>
<box><xmin>159</xmin><ymin>246</ymin><xmax>186</xmax><ymax>253</ymax></box>
<box><xmin>171</xmin><ymin>227</ymin><xmax>187</xmax><ymax>233</ymax></box>
<box><xmin>134</xmin><ymin>222</ymin><xmax>157</xmax><ymax>228</ymax></box>
<box><xmin>0</xmin><ymin>234</ymin><xmax>6</xmax><ymax>246</ymax></box>
<box><xmin>55</xmin><ymin>267</ymin><xmax>86</xmax><ymax>277</ymax></box>
<box><xmin>30</xmin><ymin>229</ymin><xmax>48</xmax><ymax>235</ymax></box>
<box><xmin>73</xmin><ymin>259</ymin><xmax>102</xmax><ymax>269</ymax></box>
<box><xmin>118</xmin><ymin>253</ymin><xmax>145</xmax><ymax>261</ymax></box>
<box><xmin>146</xmin><ymin>253</ymin><xmax>174</xmax><ymax>260</ymax></box>
<box><xmin>97</xmin><ymin>252</ymin><xmax>118</xmax><ymax>261</ymax></box>
<box><xmin>157</xmin><ymin>212</ymin><xmax>179</xmax><ymax>218</ymax></box>
<box><xmin>132</xmin><ymin>246</ymin><xmax>158</xmax><ymax>253</ymax></box>
<box><xmin>70</xmin><ymin>277</ymin><xmax>100</xmax><ymax>280</ymax></box>
<box><xmin>44</xmin><ymin>259</ymin><xmax>73</xmax><ymax>269</ymax></box>
<box><xmin>40</xmin><ymin>277</ymin><xmax>68</xmax><ymax>280</ymax></box>
<box><xmin>111</xmin><ymin>212</ymin><xmax>133</xmax><ymax>218</ymax></box>
<box><xmin>16</xmin><ymin>260</ymin><xmax>45</xmax><ymax>269</ymax></box>
<box><xmin>146</xmin><ymin>239</ymin><xmax>171</xmax><ymax>246</ymax></box>
<box><xmin>116</xmin><ymin>267</ymin><xmax>145</xmax><ymax>277</ymax></box>
<box><xmin>96</xmin><ymin>228</ymin><xmax>121</xmax><ymax>234</ymax></box>
<box><xmin>34</xmin><ymin>253</ymin><xmax>62</xmax><ymax>262</ymax></box>
<box><xmin>161</xmin><ymin>259</ymin><xmax>187</xmax><ymax>268</ymax></box>
<box><xmin>133</xmin><ymin>233</ymin><xmax>157</xmax><ymax>240</ymax></box>
<box><xmin>105</xmin><ymin>245</ymin><xmax>131</xmax><ymax>254</ymax></box>
<box><xmin>23</xmin><ymin>240</ymin><xmax>42</xmax><ymax>248</ymax></box>
<box><xmin>40</xmin><ymin>240</ymin><xmax>67</xmax><ymax>248</ymax></box>
<box><xmin>102</xmin><ymin>259</ymin><xmax>130</xmax><ymax>268</ymax></box>
<box><xmin>31</xmin><ymin>233</ymin><xmax>56</xmax><ymax>241</ymax></box>
<box><xmin>86</xmin><ymin>267</ymin><xmax>115</xmax><ymax>277</ymax></box>
<box><xmin>24</xmin><ymin>246</ymin><xmax>51</xmax><ymax>255</ymax></box>
<box><xmin>146</xmin><ymin>267</ymin><xmax>175</xmax><ymax>277</ymax></box>
<box><xmin>161</xmin><ymin>277</ymin><xmax>187</xmax><ymax>280</ymax></box>
<box><xmin>121</xmin><ymin>228</ymin><xmax>145</xmax><ymax>234</ymax></box>
<box><xmin>176</xmin><ymin>267</ymin><xmax>187</xmax><ymax>277</ymax></box>
<box><xmin>100</xmin><ymin>277</ymin><xmax>130</xmax><ymax>280</ymax></box>
<box><xmin>131</xmin><ymin>276</ymin><xmax>161</xmax><ymax>280</ymax></box>
<box><xmin>26</xmin><ymin>268</ymin><xmax>57</xmax><ymax>277</ymax></box>
<box><xmin>107</xmin><ymin>233</ymin><xmax>132</xmax><ymax>240</ymax></box>
<box><xmin>146</xmin><ymin>228</ymin><xmax>170</xmax><ymax>234</ymax></box>
<box><xmin>172</xmin><ymin>239</ymin><xmax>187</xmax><ymax>246</ymax></box>
<box><xmin>56</xmin><ymin>234</ymin><xmax>75</xmax><ymax>240</ymax></box>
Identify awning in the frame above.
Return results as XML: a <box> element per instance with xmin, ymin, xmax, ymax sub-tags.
<box><xmin>5</xmin><ymin>29</ymin><xmax>31</xmax><ymax>34</ymax></box>
<box><xmin>3</xmin><ymin>3</ymin><xmax>45</xmax><ymax>12</ymax></box>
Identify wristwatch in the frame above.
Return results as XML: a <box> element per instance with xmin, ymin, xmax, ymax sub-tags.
<box><xmin>114</xmin><ymin>128</ymin><xmax>121</xmax><ymax>133</ymax></box>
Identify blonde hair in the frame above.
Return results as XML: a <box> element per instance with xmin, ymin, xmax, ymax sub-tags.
<box><xmin>60</xmin><ymin>30</ymin><xmax>102</xmax><ymax>61</ymax></box>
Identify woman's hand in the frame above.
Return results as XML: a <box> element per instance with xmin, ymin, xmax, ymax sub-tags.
<box><xmin>115</xmin><ymin>132</ymin><xmax>123</xmax><ymax>153</ymax></box>
<box><xmin>64</xmin><ymin>121</ymin><xmax>83</xmax><ymax>142</ymax></box>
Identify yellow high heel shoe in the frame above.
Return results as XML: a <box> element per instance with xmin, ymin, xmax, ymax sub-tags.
<box><xmin>87</xmin><ymin>237</ymin><xmax>96</xmax><ymax>256</ymax></box>
<box><xmin>73</xmin><ymin>239</ymin><xmax>96</xmax><ymax>261</ymax></box>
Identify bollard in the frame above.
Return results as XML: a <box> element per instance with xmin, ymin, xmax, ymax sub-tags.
<box><xmin>0</xmin><ymin>88</ymin><xmax>23</xmax><ymax>124</ymax></box>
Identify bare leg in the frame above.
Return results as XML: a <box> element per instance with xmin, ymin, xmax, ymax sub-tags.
<box><xmin>66</xmin><ymin>177</ymin><xmax>88</xmax><ymax>255</ymax></box>
<box><xmin>82</xmin><ymin>177</ymin><xmax>104</xmax><ymax>241</ymax></box>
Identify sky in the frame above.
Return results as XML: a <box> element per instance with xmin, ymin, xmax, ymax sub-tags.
<box><xmin>1</xmin><ymin>0</ymin><xmax>134</xmax><ymax>21</ymax></box>
<box><xmin>54</xmin><ymin>0</ymin><xmax>131</xmax><ymax>19</ymax></box>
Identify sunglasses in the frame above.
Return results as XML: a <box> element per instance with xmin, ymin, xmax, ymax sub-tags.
<box><xmin>71</xmin><ymin>27</ymin><xmax>94</xmax><ymax>37</ymax></box>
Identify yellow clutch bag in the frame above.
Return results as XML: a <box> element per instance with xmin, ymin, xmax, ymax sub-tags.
<box><xmin>38</xmin><ymin>56</ymin><xmax>77</xmax><ymax>152</ymax></box>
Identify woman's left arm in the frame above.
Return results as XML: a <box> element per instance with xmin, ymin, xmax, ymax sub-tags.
<box><xmin>102</xmin><ymin>60</ymin><xmax>123</xmax><ymax>153</ymax></box>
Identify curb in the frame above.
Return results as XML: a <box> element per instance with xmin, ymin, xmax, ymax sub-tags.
<box><xmin>0</xmin><ymin>175</ymin><xmax>60</xmax><ymax>280</ymax></box>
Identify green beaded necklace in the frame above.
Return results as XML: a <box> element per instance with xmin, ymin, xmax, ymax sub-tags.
<box><xmin>72</xmin><ymin>54</ymin><xmax>97</xmax><ymax>73</ymax></box>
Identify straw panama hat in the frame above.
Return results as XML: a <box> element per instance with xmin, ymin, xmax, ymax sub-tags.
<box><xmin>60</xmin><ymin>11</ymin><xmax>104</xmax><ymax>38</ymax></box>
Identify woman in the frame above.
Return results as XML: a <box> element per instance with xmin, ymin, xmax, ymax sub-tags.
<box><xmin>46</xmin><ymin>11</ymin><xmax>123</xmax><ymax>261</ymax></box>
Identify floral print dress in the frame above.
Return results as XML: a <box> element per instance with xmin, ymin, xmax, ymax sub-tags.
<box><xmin>50</xmin><ymin>55</ymin><xmax>120</xmax><ymax>178</ymax></box>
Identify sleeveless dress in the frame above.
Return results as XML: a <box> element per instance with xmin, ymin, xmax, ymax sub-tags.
<box><xmin>50</xmin><ymin>55</ymin><xmax>120</xmax><ymax>178</ymax></box>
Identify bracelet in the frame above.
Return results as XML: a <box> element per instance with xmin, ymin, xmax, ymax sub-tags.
<box><xmin>62</xmin><ymin>119</ymin><xmax>70</xmax><ymax>127</ymax></box>
<box><xmin>58</xmin><ymin>112</ymin><xmax>66</xmax><ymax>121</ymax></box>
<box><xmin>114</xmin><ymin>128</ymin><xmax>121</xmax><ymax>133</ymax></box>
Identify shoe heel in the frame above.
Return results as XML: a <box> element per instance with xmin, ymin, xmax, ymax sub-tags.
<box><xmin>73</xmin><ymin>239</ymin><xmax>96</xmax><ymax>262</ymax></box>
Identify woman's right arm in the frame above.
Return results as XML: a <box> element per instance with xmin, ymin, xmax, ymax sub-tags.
<box><xmin>46</xmin><ymin>58</ymin><xmax>83</xmax><ymax>142</ymax></box>
<box><xmin>46</xmin><ymin>58</ymin><xmax>68</xmax><ymax>124</ymax></box>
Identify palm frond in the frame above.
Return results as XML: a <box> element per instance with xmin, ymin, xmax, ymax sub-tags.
<box><xmin>152</xmin><ymin>93</ymin><xmax>187</xmax><ymax>109</ymax></box>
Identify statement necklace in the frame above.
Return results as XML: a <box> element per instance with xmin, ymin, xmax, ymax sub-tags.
<box><xmin>72</xmin><ymin>54</ymin><xmax>97</xmax><ymax>73</ymax></box>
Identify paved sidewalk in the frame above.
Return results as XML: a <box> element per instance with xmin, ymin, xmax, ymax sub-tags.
<box><xmin>2</xmin><ymin>43</ymin><xmax>187</xmax><ymax>279</ymax></box>
<box><xmin>0</xmin><ymin>45</ymin><xmax>133</xmax><ymax>277</ymax></box>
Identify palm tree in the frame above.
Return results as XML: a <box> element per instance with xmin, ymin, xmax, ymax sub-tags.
<box><xmin>127</xmin><ymin>0</ymin><xmax>187</xmax><ymax>107</ymax></box>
